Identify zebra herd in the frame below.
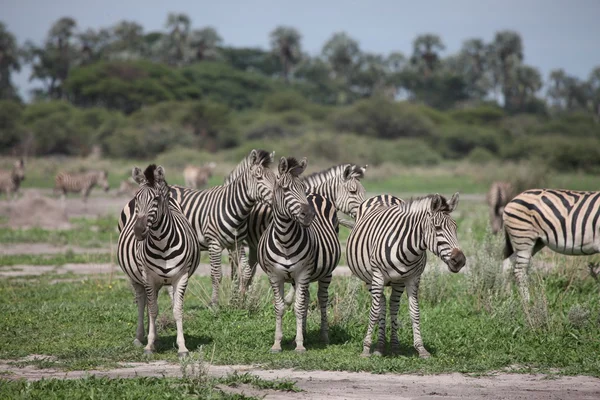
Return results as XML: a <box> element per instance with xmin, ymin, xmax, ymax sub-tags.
<box><xmin>116</xmin><ymin>149</ymin><xmax>466</xmax><ymax>358</ymax></box>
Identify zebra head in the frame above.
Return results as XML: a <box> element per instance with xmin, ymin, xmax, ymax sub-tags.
<box><xmin>424</xmin><ymin>192</ymin><xmax>466</xmax><ymax>273</ymax></box>
<box><xmin>12</xmin><ymin>158</ymin><xmax>25</xmax><ymax>182</ymax></box>
<box><xmin>97</xmin><ymin>170</ymin><xmax>110</xmax><ymax>192</ymax></box>
<box><xmin>131</xmin><ymin>164</ymin><xmax>168</xmax><ymax>241</ymax></box>
<box><xmin>245</xmin><ymin>149</ymin><xmax>276</xmax><ymax>204</ymax></box>
<box><xmin>336</xmin><ymin>164</ymin><xmax>367</xmax><ymax>218</ymax></box>
<box><xmin>274</xmin><ymin>157</ymin><xmax>315</xmax><ymax>227</ymax></box>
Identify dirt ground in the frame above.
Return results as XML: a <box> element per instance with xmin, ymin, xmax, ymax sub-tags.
<box><xmin>1</xmin><ymin>357</ymin><xmax>599</xmax><ymax>400</ymax></box>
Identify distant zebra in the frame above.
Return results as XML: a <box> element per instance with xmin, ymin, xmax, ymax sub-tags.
<box><xmin>258</xmin><ymin>157</ymin><xmax>342</xmax><ymax>352</ymax></box>
<box><xmin>117</xmin><ymin>164</ymin><xmax>200</xmax><ymax>356</ymax></box>
<box><xmin>54</xmin><ymin>170</ymin><xmax>110</xmax><ymax>201</ymax></box>
<box><xmin>118</xmin><ymin>149</ymin><xmax>276</xmax><ymax>306</ymax></box>
<box><xmin>183</xmin><ymin>162</ymin><xmax>216</xmax><ymax>189</ymax></box>
<box><xmin>0</xmin><ymin>158</ymin><xmax>25</xmax><ymax>199</ymax></box>
<box><xmin>503</xmin><ymin>188</ymin><xmax>600</xmax><ymax>301</ymax></box>
<box><xmin>486</xmin><ymin>181</ymin><xmax>515</xmax><ymax>234</ymax></box>
<box><xmin>236</xmin><ymin>163</ymin><xmax>367</xmax><ymax>291</ymax></box>
<box><xmin>346</xmin><ymin>193</ymin><xmax>466</xmax><ymax>357</ymax></box>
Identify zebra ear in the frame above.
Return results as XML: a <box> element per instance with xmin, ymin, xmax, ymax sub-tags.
<box><xmin>154</xmin><ymin>165</ymin><xmax>166</xmax><ymax>185</ymax></box>
<box><xmin>343</xmin><ymin>165</ymin><xmax>353</xmax><ymax>181</ymax></box>
<box><xmin>430</xmin><ymin>193</ymin><xmax>443</xmax><ymax>213</ymax></box>
<box><xmin>447</xmin><ymin>192</ymin><xmax>460</xmax><ymax>212</ymax></box>
<box><xmin>270</xmin><ymin>151</ymin><xmax>275</xmax><ymax>163</ymax></box>
<box><xmin>278</xmin><ymin>156</ymin><xmax>288</xmax><ymax>175</ymax></box>
<box><xmin>132</xmin><ymin>167</ymin><xmax>146</xmax><ymax>185</ymax></box>
<box><xmin>297</xmin><ymin>157</ymin><xmax>308</xmax><ymax>175</ymax></box>
<box><xmin>249</xmin><ymin>149</ymin><xmax>258</xmax><ymax>164</ymax></box>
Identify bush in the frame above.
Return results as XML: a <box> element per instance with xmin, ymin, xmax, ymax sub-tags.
<box><xmin>433</xmin><ymin>125</ymin><xmax>501</xmax><ymax>159</ymax></box>
<box><xmin>467</xmin><ymin>147</ymin><xmax>496</xmax><ymax>164</ymax></box>
<box><xmin>450</xmin><ymin>105</ymin><xmax>505</xmax><ymax>126</ymax></box>
<box><xmin>0</xmin><ymin>100</ymin><xmax>24</xmax><ymax>152</ymax></box>
<box><xmin>106</xmin><ymin>123</ymin><xmax>194</xmax><ymax>158</ymax></box>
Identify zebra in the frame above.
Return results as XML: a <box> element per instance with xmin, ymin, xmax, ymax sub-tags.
<box><xmin>117</xmin><ymin>164</ymin><xmax>200</xmax><ymax>357</ymax></box>
<box><xmin>54</xmin><ymin>170</ymin><xmax>110</xmax><ymax>202</ymax></box>
<box><xmin>0</xmin><ymin>158</ymin><xmax>25</xmax><ymax>199</ymax></box>
<box><xmin>346</xmin><ymin>193</ymin><xmax>466</xmax><ymax>358</ymax></box>
<box><xmin>236</xmin><ymin>163</ymin><xmax>367</xmax><ymax>292</ymax></box>
<box><xmin>118</xmin><ymin>149</ymin><xmax>276</xmax><ymax>306</ymax></box>
<box><xmin>183</xmin><ymin>162</ymin><xmax>216</xmax><ymax>189</ymax></box>
<box><xmin>503</xmin><ymin>188</ymin><xmax>600</xmax><ymax>301</ymax></box>
<box><xmin>486</xmin><ymin>181</ymin><xmax>515</xmax><ymax>234</ymax></box>
<box><xmin>258</xmin><ymin>157</ymin><xmax>342</xmax><ymax>352</ymax></box>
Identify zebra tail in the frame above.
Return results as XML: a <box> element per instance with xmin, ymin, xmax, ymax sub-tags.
<box><xmin>503</xmin><ymin>228</ymin><xmax>513</xmax><ymax>259</ymax></box>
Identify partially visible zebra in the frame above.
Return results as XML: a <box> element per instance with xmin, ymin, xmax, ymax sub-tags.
<box><xmin>503</xmin><ymin>188</ymin><xmax>600</xmax><ymax>301</ymax></box>
<box><xmin>54</xmin><ymin>170</ymin><xmax>110</xmax><ymax>201</ymax></box>
<box><xmin>258</xmin><ymin>157</ymin><xmax>341</xmax><ymax>352</ymax></box>
<box><xmin>118</xmin><ymin>149</ymin><xmax>276</xmax><ymax>306</ymax></box>
<box><xmin>117</xmin><ymin>164</ymin><xmax>200</xmax><ymax>357</ymax></box>
<box><xmin>486</xmin><ymin>181</ymin><xmax>515</xmax><ymax>234</ymax></box>
<box><xmin>183</xmin><ymin>162</ymin><xmax>216</xmax><ymax>189</ymax></box>
<box><xmin>237</xmin><ymin>163</ymin><xmax>367</xmax><ymax>292</ymax></box>
<box><xmin>0</xmin><ymin>158</ymin><xmax>25</xmax><ymax>199</ymax></box>
<box><xmin>346</xmin><ymin>193</ymin><xmax>466</xmax><ymax>357</ymax></box>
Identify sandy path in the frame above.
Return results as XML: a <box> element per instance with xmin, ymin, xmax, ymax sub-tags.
<box><xmin>0</xmin><ymin>358</ymin><xmax>598</xmax><ymax>400</ymax></box>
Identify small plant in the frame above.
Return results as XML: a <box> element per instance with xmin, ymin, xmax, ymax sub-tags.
<box><xmin>567</xmin><ymin>304</ymin><xmax>591</xmax><ymax>329</ymax></box>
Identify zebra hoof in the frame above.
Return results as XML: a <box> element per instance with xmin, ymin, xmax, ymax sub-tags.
<box><xmin>133</xmin><ymin>339</ymin><xmax>144</xmax><ymax>348</ymax></box>
<box><xmin>143</xmin><ymin>349</ymin><xmax>154</xmax><ymax>356</ymax></box>
<box><xmin>178</xmin><ymin>351</ymin><xmax>189</xmax><ymax>359</ymax></box>
<box><xmin>418</xmin><ymin>350</ymin><xmax>431</xmax><ymax>359</ymax></box>
<box><xmin>372</xmin><ymin>350</ymin><xmax>383</xmax><ymax>357</ymax></box>
<box><xmin>270</xmin><ymin>347</ymin><xmax>282</xmax><ymax>353</ymax></box>
<box><xmin>360</xmin><ymin>351</ymin><xmax>371</xmax><ymax>358</ymax></box>
<box><xmin>295</xmin><ymin>347</ymin><xmax>306</xmax><ymax>353</ymax></box>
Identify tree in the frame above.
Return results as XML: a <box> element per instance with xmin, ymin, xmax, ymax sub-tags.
<box><xmin>269</xmin><ymin>26</ymin><xmax>302</xmax><ymax>83</ymax></box>
<box><xmin>489</xmin><ymin>30</ymin><xmax>523</xmax><ymax>110</ymax></box>
<box><xmin>189</xmin><ymin>27</ymin><xmax>222</xmax><ymax>61</ymax></box>
<box><xmin>588</xmin><ymin>66</ymin><xmax>600</xmax><ymax>118</ymax></box>
<box><xmin>322</xmin><ymin>32</ymin><xmax>361</xmax><ymax>82</ymax></box>
<box><xmin>78</xmin><ymin>28</ymin><xmax>111</xmax><ymax>64</ymax></box>
<box><xmin>163</xmin><ymin>13</ymin><xmax>191</xmax><ymax>65</ymax></box>
<box><xmin>547</xmin><ymin>69</ymin><xmax>568</xmax><ymax>109</ymax></box>
<box><xmin>454</xmin><ymin>38</ymin><xmax>493</xmax><ymax>100</ymax></box>
<box><xmin>0</xmin><ymin>22</ymin><xmax>21</xmax><ymax>100</ymax></box>
<box><xmin>411</xmin><ymin>34</ymin><xmax>445</xmax><ymax>77</ymax></box>
<box><xmin>109</xmin><ymin>21</ymin><xmax>146</xmax><ymax>60</ymax></box>
<box><xmin>513</xmin><ymin>64</ymin><xmax>542</xmax><ymax>111</ymax></box>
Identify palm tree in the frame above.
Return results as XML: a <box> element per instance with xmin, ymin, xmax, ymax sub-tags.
<box><xmin>514</xmin><ymin>64</ymin><xmax>542</xmax><ymax>109</ymax></box>
<box><xmin>322</xmin><ymin>32</ymin><xmax>361</xmax><ymax>82</ymax></box>
<box><xmin>164</xmin><ymin>13</ymin><xmax>191</xmax><ymax>65</ymax></box>
<box><xmin>189</xmin><ymin>27</ymin><xmax>222</xmax><ymax>62</ymax></box>
<box><xmin>411</xmin><ymin>34</ymin><xmax>445</xmax><ymax>77</ymax></box>
<box><xmin>0</xmin><ymin>22</ymin><xmax>21</xmax><ymax>99</ymax></box>
<box><xmin>269</xmin><ymin>26</ymin><xmax>302</xmax><ymax>83</ymax></box>
<box><xmin>109</xmin><ymin>21</ymin><xmax>145</xmax><ymax>59</ymax></box>
<box><xmin>588</xmin><ymin>67</ymin><xmax>600</xmax><ymax>119</ymax></box>
<box><xmin>78</xmin><ymin>28</ymin><xmax>111</xmax><ymax>63</ymax></box>
<box><xmin>547</xmin><ymin>69</ymin><xmax>568</xmax><ymax>110</ymax></box>
<box><xmin>490</xmin><ymin>30</ymin><xmax>523</xmax><ymax>110</ymax></box>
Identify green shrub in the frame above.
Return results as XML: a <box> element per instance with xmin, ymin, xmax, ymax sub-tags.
<box><xmin>0</xmin><ymin>100</ymin><xmax>24</xmax><ymax>152</ymax></box>
<box><xmin>450</xmin><ymin>105</ymin><xmax>505</xmax><ymax>125</ymax></box>
<box><xmin>106</xmin><ymin>123</ymin><xmax>194</xmax><ymax>158</ymax></box>
<box><xmin>433</xmin><ymin>125</ymin><xmax>501</xmax><ymax>159</ymax></box>
<box><xmin>467</xmin><ymin>147</ymin><xmax>496</xmax><ymax>164</ymax></box>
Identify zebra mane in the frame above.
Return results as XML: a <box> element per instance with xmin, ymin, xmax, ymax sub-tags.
<box><xmin>144</xmin><ymin>164</ymin><xmax>157</xmax><ymax>187</ymax></box>
<box><xmin>402</xmin><ymin>194</ymin><xmax>452</xmax><ymax>212</ymax></box>
<box><xmin>284</xmin><ymin>157</ymin><xmax>304</xmax><ymax>177</ymax></box>
<box><xmin>224</xmin><ymin>149</ymin><xmax>272</xmax><ymax>185</ymax></box>
<box><xmin>254</xmin><ymin>149</ymin><xmax>273</xmax><ymax>168</ymax></box>
<box><xmin>302</xmin><ymin>164</ymin><xmax>349</xmax><ymax>182</ymax></box>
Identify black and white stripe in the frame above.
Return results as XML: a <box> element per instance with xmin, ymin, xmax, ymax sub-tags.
<box><xmin>503</xmin><ymin>188</ymin><xmax>600</xmax><ymax>301</ymax></box>
<box><xmin>258</xmin><ymin>157</ymin><xmax>342</xmax><ymax>352</ymax></box>
<box><xmin>117</xmin><ymin>165</ymin><xmax>200</xmax><ymax>357</ymax></box>
<box><xmin>346</xmin><ymin>193</ymin><xmax>466</xmax><ymax>357</ymax></box>
<box><xmin>486</xmin><ymin>181</ymin><xmax>515</xmax><ymax>234</ymax></box>
<box><xmin>0</xmin><ymin>158</ymin><xmax>25</xmax><ymax>199</ymax></box>
<box><xmin>54</xmin><ymin>169</ymin><xmax>110</xmax><ymax>201</ymax></box>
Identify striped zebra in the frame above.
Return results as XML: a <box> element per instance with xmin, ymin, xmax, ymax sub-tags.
<box><xmin>346</xmin><ymin>193</ymin><xmax>466</xmax><ymax>357</ymax></box>
<box><xmin>118</xmin><ymin>149</ymin><xmax>276</xmax><ymax>306</ymax></box>
<box><xmin>54</xmin><ymin>170</ymin><xmax>110</xmax><ymax>201</ymax></box>
<box><xmin>117</xmin><ymin>164</ymin><xmax>200</xmax><ymax>357</ymax></box>
<box><xmin>258</xmin><ymin>157</ymin><xmax>342</xmax><ymax>352</ymax></box>
<box><xmin>486</xmin><ymin>181</ymin><xmax>515</xmax><ymax>234</ymax></box>
<box><xmin>503</xmin><ymin>188</ymin><xmax>600</xmax><ymax>301</ymax></box>
<box><xmin>0</xmin><ymin>158</ymin><xmax>25</xmax><ymax>199</ymax></box>
<box><xmin>236</xmin><ymin>163</ymin><xmax>367</xmax><ymax>292</ymax></box>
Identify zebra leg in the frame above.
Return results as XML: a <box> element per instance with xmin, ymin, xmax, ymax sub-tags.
<box><xmin>294</xmin><ymin>277</ymin><xmax>311</xmax><ymax>352</ymax></box>
<box><xmin>166</xmin><ymin>285</ymin><xmax>175</xmax><ymax>309</ymax></box>
<box><xmin>241</xmin><ymin>244</ymin><xmax>259</xmax><ymax>291</ymax></box>
<box><xmin>284</xmin><ymin>282</ymin><xmax>296</xmax><ymax>306</ymax></box>
<box><xmin>407</xmin><ymin>276</ymin><xmax>430</xmax><ymax>358</ymax></box>
<box><xmin>374</xmin><ymin>291</ymin><xmax>386</xmax><ymax>356</ymax></box>
<box><xmin>172</xmin><ymin>273</ymin><xmax>189</xmax><ymax>358</ymax></box>
<box><xmin>208</xmin><ymin>242</ymin><xmax>223</xmax><ymax>307</ymax></box>
<box><xmin>133</xmin><ymin>283</ymin><xmax>146</xmax><ymax>347</ymax></box>
<box><xmin>144</xmin><ymin>281</ymin><xmax>160</xmax><ymax>354</ymax></box>
<box><xmin>317</xmin><ymin>275</ymin><xmax>332</xmax><ymax>344</ymax></box>
<box><xmin>302</xmin><ymin>284</ymin><xmax>310</xmax><ymax>338</ymax></box>
<box><xmin>362</xmin><ymin>272</ymin><xmax>385</xmax><ymax>357</ymax></box>
<box><xmin>269</xmin><ymin>277</ymin><xmax>285</xmax><ymax>353</ymax></box>
<box><xmin>389</xmin><ymin>283</ymin><xmax>405</xmax><ymax>354</ymax></box>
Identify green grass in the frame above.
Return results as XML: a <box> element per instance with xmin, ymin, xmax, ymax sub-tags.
<box><xmin>0</xmin><ymin>253</ymin><xmax>111</xmax><ymax>267</ymax></box>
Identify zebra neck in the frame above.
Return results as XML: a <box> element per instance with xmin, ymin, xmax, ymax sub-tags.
<box><xmin>147</xmin><ymin>204</ymin><xmax>172</xmax><ymax>244</ymax></box>
<box><xmin>306</xmin><ymin>180</ymin><xmax>337</xmax><ymax>204</ymax></box>
<box><xmin>225</xmin><ymin>175</ymin><xmax>256</xmax><ymax>216</ymax></box>
<box><xmin>271</xmin><ymin>214</ymin><xmax>308</xmax><ymax>253</ymax></box>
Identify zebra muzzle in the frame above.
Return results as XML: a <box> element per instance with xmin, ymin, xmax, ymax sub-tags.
<box><xmin>134</xmin><ymin>215</ymin><xmax>149</xmax><ymax>240</ymax></box>
<box><xmin>447</xmin><ymin>248</ymin><xmax>466</xmax><ymax>272</ymax></box>
<box><xmin>298</xmin><ymin>205</ymin><xmax>315</xmax><ymax>227</ymax></box>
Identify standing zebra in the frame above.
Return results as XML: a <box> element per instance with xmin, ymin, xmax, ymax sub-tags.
<box><xmin>486</xmin><ymin>181</ymin><xmax>515</xmax><ymax>234</ymax></box>
<box><xmin>503</xmin><ymin>188</ymin><xmax>600</xmax><ymax>301</ymax></box>
<box><xmin>237</xmin><ymin>163</ymin><xmax>367</xmax><ymax>292</ymax></box>
<box><xmin>258</xmin><ymin>157</ymin><xmax>341</xmax><ymax>352</ymax></box>
<box><xmin>117</xmin><ymin>164</ymin><xmax>200</xmax><ymax>356</ymax></box>
<box><xmin>118</xmin><ymin>149</ymin><xmax>276</xmax><ymax>306</ymax></box>
<box><xmin>346</xmin><ymin>193</ymin><xmax>465</xmax><ymax>357</ymax></box>
<box><xmin>0</xmin><ymin>158</ymin><xmax>25</xmax><ymax>199</ymax></box>
<box><xmin>54</xmin><ymin>170</ymin><xmax>110</xmax><ymax>202</ymax></box>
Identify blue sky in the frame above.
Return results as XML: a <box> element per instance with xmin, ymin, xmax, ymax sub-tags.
<box><xmin>2</xmin><ymin>0</ymin><xmax>600</xmax><ymax>99</ymax></box>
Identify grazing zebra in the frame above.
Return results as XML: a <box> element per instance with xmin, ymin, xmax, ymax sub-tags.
<box><xmin>503</xmin><ymin>188</ymin><xmax>600</xmax><ymax>301</ymax></box>
<box><xmin>486</xmin><ymin>181</ymin><xmax>515</xmax><ymax>234</ymax></box>
<box><xmin>183</xmin><ymin>162</ymin><xmax>216</xmax><ymax>189</ymax></box>
<box><xmin>346</xmin><ymin>193</ymin><xmax>465</xmax><ymax>358</ymax></box>
<box><xmin>118</xmin><ymin>149</ymin><xmax>276</xmax><ymax>306</ymax></box>
<box><xmin>236</xmin><ymin>163</ymin><xmax>367</xmax><ymax>291</ymax></box>
<box><xmin>0</xmin><ymin>158</ymin><xmax>25</xmax><ymax>199</ymax></box>
<box><xmin>117</xmin><ymin>164</ymin><xmax>200</xmax><ymax>357</ymax></box>
<box><xmin>54</xmin><ymin>170</ymin><xmax>110</xmax><ymax>201</ymax></box>
<box><xmin>258</xmin><ymin>157</ymin><xmax>342</xmax><ymax>352</ymax></box>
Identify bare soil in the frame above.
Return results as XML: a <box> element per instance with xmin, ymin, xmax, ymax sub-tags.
<box><xmin>0</xmin><ymin>358</ymin><xmax>598</xmax><ymax>399</ymax></box>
